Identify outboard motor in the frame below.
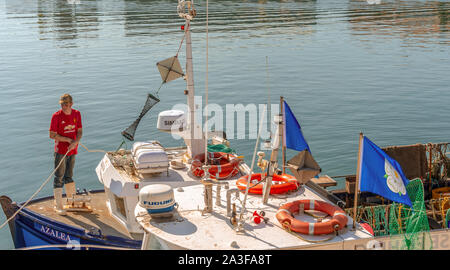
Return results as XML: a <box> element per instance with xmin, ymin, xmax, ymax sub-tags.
<box><xmin>138</xmin><ymin>184</ymin><xmax>176</xmax><ymax>218</ymax></box>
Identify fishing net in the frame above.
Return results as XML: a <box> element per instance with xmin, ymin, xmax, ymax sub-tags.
<box><xmin>207</xmin><ymin>144</ymin><xmax>235</xmax><ymax>154</ymax></box>
<box><xmin>393</xmin><ymin>178</ymin><xmax>432</xmax><ymax>250</ymax></box>
<box><xmin>121</xmin><ymin>93</ymin><xmax>160</xmax><ymax>141</ymax></box>
<box><xmin>446</xmin><ymin>209</ymin><xmax>450</xmax><ymax>228</ymax></box>
<box><xmin>346</xmin><ymin>178</ymin><xmax>433</xmax><ymax>249</ymax></box>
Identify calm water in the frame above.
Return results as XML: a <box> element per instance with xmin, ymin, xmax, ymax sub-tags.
<box><xmin>0</xmin><ymin>0</ymin><xmax>449</xmax><ymax>249</ymax></box>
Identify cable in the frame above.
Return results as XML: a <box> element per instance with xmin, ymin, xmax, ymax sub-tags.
<box><xmin>79</xmin><ymin>142</ymin><xmax>106</xmax><ymax>153</ymax></box>
<box><xmin>0</xmin><ymin>142</ymin><xmax>108</xmax><ymax>230</ymax></box>
<box><xmin>0</xmin><ymin>149</ymin><xmax>70</xmax><ymax>230</ymax></box>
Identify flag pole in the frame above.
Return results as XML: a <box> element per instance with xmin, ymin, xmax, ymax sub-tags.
<box><xmin>352</xmin><ymin>132</ymin><xmax>364</xmax><ymax>229</ymax></box>
<box><xmin>281</xmin><ymin>97</ymin><xmax>286</xmax><ymax>174</ymax></box>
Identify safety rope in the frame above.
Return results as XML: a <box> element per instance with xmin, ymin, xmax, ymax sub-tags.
<box><xmin>204</xmin><ymin>0</ymin><xmax>209</xmax><ymax>173</ymax></box>
<box><xmin>0</xmin><ymin>142</ymin><xmax>111</xmax><ymax>231</ymax></box>
<box><xmin>0</xmin><ymin>149</ymin><xmax>70</xmax><ymax>230</ymax></box>
<box><xmin>270</xmin><ymin>220</ymin><xmax>338</xmax><ymax>244</ymax></box>
<box><xmin>190</xmin><ymin>162</ymin><xmax>240</xmax><ymax>180</ymax></box>
<box><xmin>237</xmin><ymin>105</ymin><xmax>268</xmax><ymax>226</ymax></box>
<box><xmin>141</xmin><ymin>22</ymin><xmax>189</xmax><ymax>102</ymax></box>
<box><xmin>79</xmin><ymin>142</ymin><xmax>106</xmax><ymax>153</ymax></box>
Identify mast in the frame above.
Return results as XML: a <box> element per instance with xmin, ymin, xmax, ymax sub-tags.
<box><xmin>178</xmin><ymin>0</ymin><xmax>204</xmax><ymax>158</ymax></box>
<box><xmin>262</xmin><ymin>96</ymin><xmax>284</xmax><ymax>204</ymax></box>
<box><xmin>281</xmin><ymin>99</ymin><xmax>286</xmax><ymax>174</ymax></box>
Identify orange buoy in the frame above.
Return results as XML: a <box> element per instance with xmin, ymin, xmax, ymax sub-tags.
<box><xmin>275</xmin><ymin>200</ymin><xmax>348</xmax><ymax>235</ymax></box>
<box><xmin>190</xmin><ymin>152</ymin><xmax>240</xmax><ymax>180</ymax></box>
<box><xmin>236</xmin><ymin>173</ymin><xmax>298</xmax><ymax>195</ymax></box>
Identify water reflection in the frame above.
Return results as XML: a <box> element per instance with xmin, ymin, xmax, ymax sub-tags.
<box><xmin>6</xmin><ymin>0</ymin><xmax>100</xmax><ymax>48</ymax></box>
<box><xmin>5</xmin><ymin>0</ymin><xmax>319</xmax><ymax>41</ymax></box>
<box><xmin>347</xmin><ymin>0</ymin><xmax>449</xmax><ymax>46</ymax></box>
<box><xmin>4</xmin><ymin>0</ymin><xmax>449</xmax><ymax>46</ymax></box>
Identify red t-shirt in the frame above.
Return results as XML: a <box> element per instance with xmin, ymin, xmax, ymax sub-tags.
<box><xmin>49</xmin><ymin>109</ymin><xmax>82</xmax><ymax>156</ymax></box>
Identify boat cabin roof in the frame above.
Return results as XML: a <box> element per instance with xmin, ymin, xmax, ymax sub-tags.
<box><xmin>136</xmin><ymin>180</ymin><xmax>373</xmax><ymax>250</ymax></box>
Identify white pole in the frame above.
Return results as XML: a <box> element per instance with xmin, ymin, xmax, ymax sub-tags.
<box><xmin>262</xmin><ymin>96</ymin><xmax>283</xmax><ymax>204</ymax></box>
<box><xmin>185</xmin><ymin>13</ymin><xmax>203</xmax><ymax>159</ymax></box>
<box><xmin>204</xmin><ymin>0</ymin><xmax>209</xmax><ymax>166</ymax></box>
<box><xmin>237</xmin><ymin>104</ymin><xmax>268</xmax><ymax>231</ymax></box>
<box><xmin>353</xmin><ymin>132</ymin><xmax>364</xmax><ymax>229</ymax></box>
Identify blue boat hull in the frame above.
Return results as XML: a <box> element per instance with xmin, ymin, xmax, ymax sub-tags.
<box><xmin>0</xmin><ymin>193</ymin><xmax>141</xmax><ymax>250</ymax></box>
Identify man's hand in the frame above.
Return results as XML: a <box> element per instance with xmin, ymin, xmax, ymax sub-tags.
<box><xmin>68</xmin><ymin>141</ymin><xmax>78</xmax><ymax>151</ymax></box>
<box><xmin>50</xmin><ymin>131</ymin><xmax>73</xmax><ymax>143</ymax></box>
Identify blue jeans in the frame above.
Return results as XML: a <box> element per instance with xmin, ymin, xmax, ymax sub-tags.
<box><xmin>54</xmin><ymin>153</ymin><xmax>76</xmax><ymax>189</ymax></box>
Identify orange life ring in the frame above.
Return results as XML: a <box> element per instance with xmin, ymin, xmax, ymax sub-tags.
<box><xmin>275</xmin><ymin>200</ymin><xmax>348</xmax><ymax>235</ymax></box>
<box><xmin>191</xmin><ymin>152</ymin><xmax>240</xmax><ymax>180</ymax></box>
<box><xmin>236</xmin><ymin>173</ymin><xmax>298</xmax><ymax>195</ymax></box>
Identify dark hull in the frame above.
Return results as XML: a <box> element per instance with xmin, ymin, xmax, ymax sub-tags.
<box><xmin>0</xmin><ymin>191</ymin><xmax>141</xmax><ymax>250</ymax></box>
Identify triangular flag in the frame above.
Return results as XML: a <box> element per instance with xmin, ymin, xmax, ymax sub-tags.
<box><xmin>282</xmin><ymin>100</ymin><xmax>311</xmax><ymax>152</ymax></box>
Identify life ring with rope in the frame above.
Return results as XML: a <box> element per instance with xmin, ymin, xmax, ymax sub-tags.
<box><xmin>236</xmin><ymin>173</ymin><xmax>298</xmax><ymax>195</ymax></box>
<box><xmin>276</xmin><ymin>200</ymin><xmax>348</xmax><ymax>235</ymax></box>
<box><xmin>191</xmin><ymin>152</ymin><xmax>240</xmax><ymax>180</ymax></box>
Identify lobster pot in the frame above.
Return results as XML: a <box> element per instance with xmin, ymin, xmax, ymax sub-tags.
<box><xmin>157</xmin><ymin>110</ymin><xmax>186</xmax><ymax>132</ymax></box>
<box><xmin>132</xmin><ymin>141</ymin><xmax>169</xmax><ymax>174</ymax></box>
<box><xmin>139</xmin><ymin>184</ymin><xmax>176</xmax><ymax>217</ymax></box>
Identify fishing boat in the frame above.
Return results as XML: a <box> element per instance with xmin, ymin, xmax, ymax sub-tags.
<box><xmin>1</xmin><ymin>0</ymin><xmax>449</xmax><ymax>251</ymax></box>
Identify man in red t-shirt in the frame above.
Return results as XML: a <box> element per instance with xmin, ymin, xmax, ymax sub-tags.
<box><xmin>49</xmin><ymin>94</ymin><xmax>83</xmax><ymax>215</ymax></box>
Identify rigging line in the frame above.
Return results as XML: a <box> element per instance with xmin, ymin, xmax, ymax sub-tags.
<box><xmin>79</xmin><ymin>142</ymin><xmax>106</xmax><ymax>153</ymax></box>
<box><xmin>154</xmin><ymin>80</ymin><xmax>165</xmax><ymax>96</ymax></box>
<box><xmin>0</xmin><ymin>141</ymin><xmax>111</xmax><ymax>230</ymax></box>
<box><xmin>0</xmin><ymin>149</ymin><xmax>71</xmax><ymax>230</ymax></box>
<box><xmin>176</xmin><ymin>22</ymin><xmax>189</xmax><ymax>57</ymax></box>
<box><xmin>204</xmin><ymin>0</ymin><xmax>209</xmax><ymax>163</ymax></box>
<box><xmin>157</xmin><ymin>22</ymin><xmax>189</xmax><ymax>96</ymax></box>
<box><xmin>238</xmin><ymin>104</ymin><xmax>268</xmax><ymax>225</ymax></box>
<box><xmin>115</xmin><ymin>139</ymin><xmax>127</xmax><ymax>152</ymax></box>
<box><xmin>266</xmin><ymin>56</ymin><xmax>271</xmax><ymax>140</ymax></box>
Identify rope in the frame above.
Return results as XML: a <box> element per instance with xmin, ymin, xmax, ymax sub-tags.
<box><xmin>154</xmin><ymin>81</ymin><xmax>165</xmax><ymax>97</ymax></box>
<box><xmin>79</xmin><ymin>142</ymin><xmax>106</xmax><ymax>153</ymax></box>
<box><xmin>154</xmin><ymin>23</ymin><xmax>189</xmax><ymax>97</ymax></box>
<box><xmin>271</xmin><ymin>220</ymin><xmax>338</xmax><ymax>244</ymax></box>
<box><xmin>176</xmin><ymin>22</ymin><xmax>188</xmax><ymax>57</ymax></box>
<box><xmin>0</xmin><ymin>149</ymin><xmax>70</xmax><ymax>230</ymax></box>
<box><xmin>204</xmin><ymin>0</ymin><xmax>209</xmax><ymax>170</ymax></box>
<box><xmin>237</xmin><ymin>105</ymin><xmax>268</xmax><ymax>225</ymax></box>
<box><xmin>115</xmin><ymin>139</ymin><xmax>127</xmax><ymax>152</ymax></box>
<box><xmin>0</xmin><ymin>142</ymin><xmax>109</xmax><ymax>230</ymax></box>
<box><xmin>265</xmin><ymin>56</ymin><xmax>271</xmax><ymax>141</ymax></box>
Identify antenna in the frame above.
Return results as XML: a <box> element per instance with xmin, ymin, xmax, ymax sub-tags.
<box><xmin>237</xmin><ymin>104</ymin><xmax>268</xmax><ymax>232</ymax></box>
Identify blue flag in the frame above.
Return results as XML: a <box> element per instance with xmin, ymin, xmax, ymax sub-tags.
<box><xmin>283</xmin><ymin>101</ymin><xmax>311</xmax><ymax>152</ymax></box>
<box><xmin>359</xmin><ymin>136</ymin><xmax>412</xmax><ymax>207</ymax></box>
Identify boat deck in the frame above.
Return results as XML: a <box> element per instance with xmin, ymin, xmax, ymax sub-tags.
<box><xmin>27</xmin><ymin>191</ymin><xmax>142</xmax><ymax>241</ymax></box>
<box><xmin>136</xmin><ymin>180</ymin><xmax>373</xmax><ymax>250</ymax></box>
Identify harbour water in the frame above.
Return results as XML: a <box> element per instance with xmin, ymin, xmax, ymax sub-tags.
<box><xmin>0</xmin><ymin>0</ymin><xmax>449</xmax><ymax>249</ymax></box>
